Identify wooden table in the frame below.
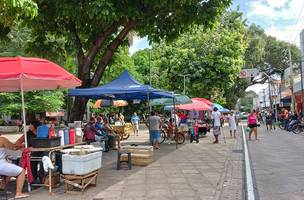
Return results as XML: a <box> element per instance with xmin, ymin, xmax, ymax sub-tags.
<box><xmin>30</xmin><ymin>142</ymin><xmax>85</xmax><ymax>194</ymax></box>
<box><xmin>62</xmin><ymin>170</ymin><xmax>99</xmax><ymax>194</ymax></box>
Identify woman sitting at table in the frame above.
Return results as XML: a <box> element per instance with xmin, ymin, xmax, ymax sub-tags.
<box><xmin>15</xmin><ymin>120</ymin><xmax>41</xmax><ymax>147</ymax></box>
<box><xmin>83</xmin><ymin>117</ymin><xmax>103</xmax><ymax>143</ymax></box>
<box><xmin>0</xmin><ymin>136</ymin><xmax>29</xmax><ymax>199</ymax></box>
<box><xmin>15</xmin><ymin>120</ymin><xmax>43</xmax><ymax>183</ymax></box>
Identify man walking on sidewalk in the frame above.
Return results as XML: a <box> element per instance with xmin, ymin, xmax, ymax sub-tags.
<box><xmin>212</xmin><ymin>107</ymin><xmax>221</xmax><ymax>144</ymax></box>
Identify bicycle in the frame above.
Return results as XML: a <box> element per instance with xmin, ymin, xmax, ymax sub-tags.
<box><xmin>160</xmin><ymin>127</ymin><xmax>185</xmax><ymax>144</ymax></box>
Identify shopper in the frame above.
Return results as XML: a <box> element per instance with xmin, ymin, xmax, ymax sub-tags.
<box><xmin>131</xmin><ymin>112</ymin><xmax>140</xmax><ymax>136</ymax></box>
<box><xmin>212</xmin><ymin>107</ymin><xmax>221</xmax><ymax>144</ymax></box>
<box><xmin>247</xmin><ymin>110</ymin><xmax>258</xmax><ymax>140</ymax></box>
<box><xmin>146</xmin><ymin>111</ymin><xmax>162</xmax><ymax>149</ymax></box>
<box><xmin>227</xmin><ymin>111</ymin><xmax>237</xmax><ymax>138</ymax></box>
<box><xmin>266</xmin><ymin>111</ymin><xmax>272</xmax><ymax>131</ymax></box>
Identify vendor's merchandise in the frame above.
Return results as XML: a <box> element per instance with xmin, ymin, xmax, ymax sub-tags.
<box><xmin>64</xmin><ymin>129</ymin><xmax>69</xmax><ymax>145</ymax></box>
<box><xmin>121</xmin><ymin>145</ymin><xmax>154</xmax><ymax>166</ymax></box>
<box><xmin>69</xmin><ymin>129</ymin><xmax>76</xmax><ymax>144</ymax></box>
<box><xmin>58</xmin><ymin>130</ymin><xmax>65</xmax><ymax>145</ymax></box>
<box><xmin>37</xmin><ymin>124</ymin><xmax>49</xmax><ymax>138</ymax></box>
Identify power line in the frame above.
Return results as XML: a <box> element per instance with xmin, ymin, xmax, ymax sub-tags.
<box><xmin>292</xmin><ymin>1</ymin><xmax>304</xmax><ymax>44</ymax></box>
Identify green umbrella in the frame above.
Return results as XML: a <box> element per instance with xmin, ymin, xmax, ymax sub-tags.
<box><xmin>151</xmin><ymin>94</ymin><xmax>192</xmax><ymax>106</ymax></box>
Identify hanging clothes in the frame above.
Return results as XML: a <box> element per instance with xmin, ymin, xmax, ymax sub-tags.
<box><xmin>20</xmin><ymin>148</ymin><xmax>34</xmax><ymax>183</ymax></box>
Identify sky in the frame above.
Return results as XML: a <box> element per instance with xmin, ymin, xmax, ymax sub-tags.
<box><xmin>232</xmin><ymin>0</ymin><xmax>304</xmax><ymax>93</ymax></box>
<box><xmin>129</xmin><ymin>0</ymin><xmax>304</xmax><ymax>93</ymax></box>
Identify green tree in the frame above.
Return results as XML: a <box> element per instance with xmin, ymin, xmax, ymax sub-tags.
<box><xmin>0</xmin><ymin>91</ymin><xmax>64</xmax><ymax>116</ymax></box>
<box><xmin>237</xmin><ymin>91</ymin><xmax>258</xmax><ymax>112</ymax></box>
<box><xmin>133</xmin><ymin>10</ymin><xmax>247</xmax><ymax>105</ymax></box>
<box><xmin>0</xmin><ymin>0</ymin><xmax>37</xmax><ymax>37</ymax></box>
<box><xmin>25</xmin><ymin>0</ymin><xmax>232</xmax><ymax>120</ymax></box>
<box><xmin>0</xmin><ymin>23</ymin><xmax>66</xmax><ymax>118</ymax></box>
<box><xmin>244</xmin><ymin>24</ymin><xmax>301</xmax><ymax>84</ymax></box>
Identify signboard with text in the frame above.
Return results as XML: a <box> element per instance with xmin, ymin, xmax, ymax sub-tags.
<box><xmin>239</xmin><ymin>69</ymin><xmax>259</xmax><ymax>78</ymax></box>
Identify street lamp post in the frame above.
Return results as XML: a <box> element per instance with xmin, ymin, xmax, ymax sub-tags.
<box><xmin>300</xmin><ymin>60</ymin><xmax>304</xmax><ymax>116</ymax></box>
<box><xmin>179</xmin><ymin>74</ymin><xmax>190</xmax><ymax>95</ymax></box>
<box><xmin>149</xmin><ymin>49</ymin><xmax>151</xmax><ymax>87</ymax></box>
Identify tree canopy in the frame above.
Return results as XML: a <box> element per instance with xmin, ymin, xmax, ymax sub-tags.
<box><xmin>0</xmin><ymin>0</ymin><xmax>37</xmax><ymax>37</ymax></box>
<box><xmin>133</xmin><ymin>10</ymin><xmax>247</xmax><ymax>107</ymax></box>
<box><xmin>24</xmin><ymin>0</ymin><xmax>232</xmax><ymax>120</ymax></box>
<box><xmin>244</xmin><ymin>24</ymin><xmax>301</xmax><ymax>84</ymax></box>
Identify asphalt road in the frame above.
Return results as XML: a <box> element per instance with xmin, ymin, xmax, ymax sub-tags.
<box><xmin>248</xmin><ymin>126</ymin><xmax>304</xmax><ymax>200</ymax></box>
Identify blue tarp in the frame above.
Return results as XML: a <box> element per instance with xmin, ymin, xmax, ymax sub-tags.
<box><xmin>68</xmin><ymin>71</ymin><xmax>173</xmax><ymax>100</ymax></box>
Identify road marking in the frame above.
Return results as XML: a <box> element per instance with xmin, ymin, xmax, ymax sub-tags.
<box><xmin>242</xmin><ymin>126</ymin><xmax>256</xmax><ymax>200</ymax></box>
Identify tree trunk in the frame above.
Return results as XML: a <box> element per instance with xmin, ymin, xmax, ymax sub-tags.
<box><xmin>69</xmin><ymin>97</ymin><xmax>88</xmax><ymax>122</ymax></box>
<box><xmin>68</xmin><ymin>20</ymin><xmax>136</xmax><ymax>121</ymax></box>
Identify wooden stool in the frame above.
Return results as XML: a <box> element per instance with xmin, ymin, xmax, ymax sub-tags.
<box><xmin>62</xmin><ymin>170</ymin><xmax>99</xmax><ymax>194</ymax></box>
<box><xmin>117</xmin><ymin>150</ymin><xmax>132</xmax><ymax>170</ymax></box>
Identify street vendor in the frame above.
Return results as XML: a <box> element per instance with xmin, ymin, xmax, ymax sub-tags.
<box><xmin>83</xmin><ymin>117</ymin><xmax>101</xmax><ymax>143</ymax></box>
<box><xmin>0</xmin><ymin>136</ymin><xmax>29</xmax><ymax>199</ymax></box>
<box><xmin>15</xmin><ymin>120</ymin><xmax>41</xmax><ymax>147</ymax></box>
<box><xmin>15</xmin><ymin>120</ymin><xmax>46</xmax><ymax>183</ymax></box>
<box><xmin>178</xmin><ymin>111</ymin><xmax>188</xmax><ymax>126</ymax></box>
<box><xmin>102</xmin><ymin>117</ymin><xmax>120</xmax><ymax>150</ymax></box>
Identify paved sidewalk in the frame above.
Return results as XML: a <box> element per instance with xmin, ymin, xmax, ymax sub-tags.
<box><xmin>248</xmin><ymin>126</ymin><xmax>304</xmax><ymax>200</ymax></box>
<box><xmin>2</xmin><ymin>126</ymin><xmax>244</xmax><ymax>200</ymax></box>
<box><xmin>93</xmin><ymin>127</ymin><xmax>244</xmax><ymax>200</ymax></box>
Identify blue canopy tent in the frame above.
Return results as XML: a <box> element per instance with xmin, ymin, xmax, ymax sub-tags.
<box><xmin>213</xmin><ymin>103</ymin><xmax>230</xmax><ymax>113</ymax></box>
<box><xmin>68</xmin><ymin>70</ymin><xmax>173</xmax><ymax>100</ymax></box>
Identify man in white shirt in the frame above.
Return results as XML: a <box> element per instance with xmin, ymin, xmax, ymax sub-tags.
<box><xmin>212</xmin><ymin>107</ymin><xmax>221</xmax><ymax>144</ymax></box>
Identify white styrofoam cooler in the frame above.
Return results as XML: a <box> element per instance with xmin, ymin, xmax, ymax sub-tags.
<box><xmin>62</xmin><ymin>151</ymin><xmax>102</xmax><ymax>175</ymax></box>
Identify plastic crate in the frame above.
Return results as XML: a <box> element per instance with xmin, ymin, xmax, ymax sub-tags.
<box><xmin>31</xmin><ymin>137</ymin><xmax>61</xmax><ymax>148</ymax></box>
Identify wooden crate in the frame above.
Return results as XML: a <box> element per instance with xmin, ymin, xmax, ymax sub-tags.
<box><xmin>121</xmin><ymin>145</ymin><xmax>154</xmax><ymax>156</ymax></box>
<box><xmin>121</xmin><ymin>153</ymin><xmax>153</xmax><ymax>166</ymax></box>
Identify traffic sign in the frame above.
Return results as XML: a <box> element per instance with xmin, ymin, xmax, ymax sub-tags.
<box><xmin>239</xmin><ymin>69</ymin><xmax>259</xmax><ymax>78</ymax></box>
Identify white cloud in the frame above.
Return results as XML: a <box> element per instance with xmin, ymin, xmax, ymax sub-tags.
<box><xmin>128</xmin><ymin>36</ymin><xmax>150</xmax><ymax>55</ymax></box>
<box><xmin>247</xmin><ymin>0</ymin><xmax>304</xmax><ymax>45</ymax></box>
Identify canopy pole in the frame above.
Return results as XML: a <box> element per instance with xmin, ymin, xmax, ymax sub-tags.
<box><xmin>172</xmin><ymin>92</ymin><xmax>178</xmax><ymax>149</ymax></box>
<box><xmin>20</xmin><ymin>79</ymin><xmax>28</xmax><ymax>148</ymax></box>
<box><xmin>20</xmin><ymin>79</ymin><xmax>31</xmax><ymax>193</ymax></box>
<box><xmin>147</xmin><ymin>92</ymin><xmax>152</xmax><ymax>145</ymax></box>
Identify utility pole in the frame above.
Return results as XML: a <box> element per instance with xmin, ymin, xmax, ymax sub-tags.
<box><xmin>179</xmin><ymin>74</ymin><xmax>190</xmax><ymax>95</ymax></box>
<box><xmin>268</xmin><ymin>79</ymin><xmax>273</xmax><ymax>109</ymax></box>
<box><xmin>149</xmin><ymin>49</ymin><xmax>151</xmax><ymax>87</ymax></box>
<box><xmin>300</xmin><ymin>60</ymin><xmax>304</xmax><ymax>116</ymax></box>
<box><xmin>263</xmin><ymin>89</ymin><xmax>266</xmax><ymax>109</ymax></box>
<box><xmin>288</xmin><ymin>48</ymin><xmax>295</xmax><ymax>112</ymax></box>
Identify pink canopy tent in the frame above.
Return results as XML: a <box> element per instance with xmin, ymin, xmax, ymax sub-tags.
<box><xmin>192</xmin><ymin>97</ymin><xmax>213</xmax><ymax>106</ymax></box>
<box><xmin>0</xmin><ymin>57</ymin><xmax>81</xmax><ymax>147</ymax></box>
<box><xmin>176</xmin><ymin>99</ymin><xmax>212</xmax><ymax>111</ymax></box>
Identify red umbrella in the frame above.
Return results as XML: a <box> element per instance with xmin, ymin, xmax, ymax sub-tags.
<box><xmin>176</xmin><ymin>99</ymin><xmax>212</xmax><ymax>111</ymax></box>
<box><xmin>0</xmin><ymin>57</ymin><xmax>81</xmax><ymax>147</ymax></box>
<box><xmin>192</xmin><ymin>97</ymin><xmax>213</xmax><ymax>106</ymax></box>
<box><xmin>0</xmin><ymin>57</ymin><xmax>81</xmax><ymax>91</ymax></box>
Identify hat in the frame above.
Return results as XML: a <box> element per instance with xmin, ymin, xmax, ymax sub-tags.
<box><xmin>59</xmin><ymin>124</ymin><xmax>66</xmax><ymax>128</ymax></box>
